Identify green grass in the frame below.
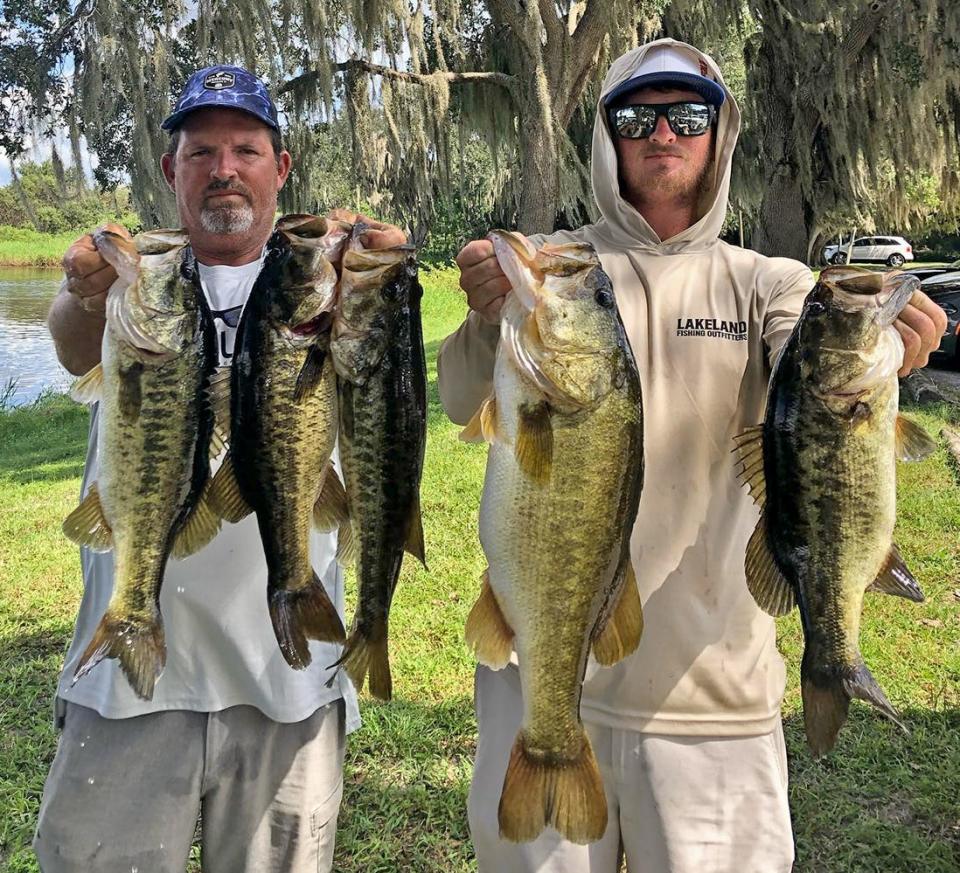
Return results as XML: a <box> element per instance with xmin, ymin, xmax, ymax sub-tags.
<box><xmin>0</xmin><ymin>227</ymin><xmax>80</xmax><ymax>268</ymax></box>
<box><xmin>1</xmin><ymin>267</ymin><xmax>959</xmax><ymax>871</ymax></box>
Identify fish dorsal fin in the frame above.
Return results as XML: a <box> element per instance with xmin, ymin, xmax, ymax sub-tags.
<box><xmin>70</xmin><ymin>362</ymin><xmax>104</xmax><ymax>405</ymax></box>
<box><xmin>744</xmin><ymin>513</ymin><xmax>795</xmax><ymax>616</ymax></box>
<box><xmin>208</xmin><ymin>454</ymin><xmax>252</xmax><ymax>523</ymax></box>
<box><xmin>516</xmin><ymin>401</ymin><xmax>553</xmax><ymax>484</ymax></box>
<box><xmin>464</xmin><ymin>569</ymin><xmax>514</xmax><ymax>669</ymax></box>
<box><xmin>895</xmin><ymin>415</ymin><xmax>936</xmax><ymax>461</ymax></box>
<box><xmin>460</xmin><ymin>394</ymin><xmax>498</xmax><ymax>444</ymax></box>
<box><xmin>733</xmin><ymin>425</ymin><xmax>767</xmax><ymax>507</ymax></box>
<box><xmin>312</xmin><ymin>462</ymin><xmax>349</xmax><ymax>532</ymax></box>
<box><xmin>207</xmin><ymin>367</ymin><xmax>231</xmax><ymax>456</ymax></box>
<box><xmin>867</xmin><ymin>543</ymin><xmax>925</xmax><ymax>602</ymax></box>
<box><xmin>170</xmin><ymin>481</ymin><xmax>221</xmax><ymax>559</ymax></box>
<box><xmin>62</xmin><ymin>483</ymin><xmax>113</xmax><ymax>552</ymax></box>
<box><xmin>592</xmin><ymin>561</ymin><xmax>643</xmax><ymax>666</ymax></box>
<box><xmin>404</xmin><ymin>493</ymin><xmax>427</xmax><ymax>567</ymax></box>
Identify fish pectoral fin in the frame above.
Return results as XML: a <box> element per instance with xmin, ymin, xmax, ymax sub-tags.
<box><xmin>592</xmin><ymin>561</ymin><xmax>643</xmax><ymax>666</ymax></box>
<box><xmin>464</xmin><ymin>570</ymin><xmax>514</xmax><ymax>669</ymax></box>
<box><xmin>744</xmin><ymin>514</ymin><xmax>795</xmax><ymax>616</ymax></box>
<box><xmin>70</xmin><ymin>362</ymin><xmax>104</xmax><ymax>404</ymax></box>
<box><xmin>895</xmin><ymin>415</ymin><xmax>936</xmax><ymax>461</ymax></box>
<box><xmin>404</xmin><ymin>494</ymin><xmax>427</xmax><ymax>567</ymax></box>
<box><xmin>62</xmin><ymin>483</ymin><xmax>113</xmax><ymax>551</ymax></box>
<box><xmin>312</xmin><ymin>463</ymin><xmax>349</xmax><ymax>532</ymax></box>
<box><xmin>867</xmin><ymin>543</ymin><xmax>924</xmax><ymax>602</ymax></box>
<box><xmin>732</xmin><ymin>425</ymin><xmax>766</xmax><ymax>507</ymax></box>
<box><xmin>206</xmin><ymin>367</ymin><xmax>232</xmax><ymax>455</ymax></box>
<box><xmin>498</xmin><ymin>731</ymin><xmax>607</xmax><ymax>845</ymax></box>
<box><xmin>293</xmin><ymin>344</ymin><xmax>328</xmax><ymax>403</ymax></box>
<box><xmin>170</xmin><ymin>481</ymin><xmax>222</xmax><ymax>559</ymax></box>
<box><xmin>335</xmin><ymin>520</ymin><xmax>358</xmax><ymax>566</ymax></box>
<box><xmin>460</xmin><ymin>394</ymin><xmax>498</xmax><ymax>444</ymax></box>
<box><xmin>516</xmin><ymin>401</ymin><xmax>553</xmax><ymax>484</ymax></box>
<box><xmin>208</xmin><ymin>454</ymin><xmax>252</xmax><ymax>523</ymax></box>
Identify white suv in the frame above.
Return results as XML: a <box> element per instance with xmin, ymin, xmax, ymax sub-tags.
<box><xmin>822</xmin><ymin>236</ymin><xmax>914</xmax><ymax>267</ymax></box>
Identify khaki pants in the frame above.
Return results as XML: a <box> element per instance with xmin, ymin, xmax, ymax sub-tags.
<box><xmin>33</xmin><ymin>699</ymin><xmax>345</xmax><ymax>873</ymax></box>
<box><xmin>468</xmin><ymin>665</ymin><xmax>794</xmax><ymax>873</ymax></box>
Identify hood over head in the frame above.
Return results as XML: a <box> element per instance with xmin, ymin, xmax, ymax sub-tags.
<box><xmin>590</xmin><ymin>38</ymin><xmax>740</xmax><ymax>254</ymax></box>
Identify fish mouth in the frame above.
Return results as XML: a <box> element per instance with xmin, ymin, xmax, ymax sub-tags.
<box><xmin>488</xmin><ymin>230</ymin><xmax>542</xmax><ymax>312</ymax></box>
<box><xmin>820</xmin><ymin>267</ymin><xmax>919</xmax><ymax>326</ymax></box>
<box><xmin>288</xmin><ymin>311</ymin><xmax>333</xmax><ymax>337</ymax></box>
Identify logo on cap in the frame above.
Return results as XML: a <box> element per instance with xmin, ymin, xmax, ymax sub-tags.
<box><xmin>699</xmin><ymin>60</ymin><xmax>708</xmax><ymax>76</ymax></box>
<box><xmin>203</xmin><ymin>71</ymin><xmax>236</xmax><ymax>91</ymax></box>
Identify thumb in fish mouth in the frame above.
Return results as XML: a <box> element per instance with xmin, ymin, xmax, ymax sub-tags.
<box><xmin>489</xmin><ymin>231</ymin><xmax>542</xmax><ymax>312</ymax></box>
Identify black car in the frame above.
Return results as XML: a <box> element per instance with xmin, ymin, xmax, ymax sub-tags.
<box><xmin>903</xmin><ymin>259</ymin><xmax>960</xmax><ymax>283</ymax></box>
<box><xmin>920</xmin><ymin>271</ymin><xmax>960</xmax><ymax>365</ymax></box>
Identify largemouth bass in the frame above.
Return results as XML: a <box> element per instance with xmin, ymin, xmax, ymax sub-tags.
<box><xmin>462</xmin><ymin>231</ymin><xmax>644</xmax><ymax>844</ymax></box>
<box><xmin>330</xmin><ymin>227</ymin><xmax>427</xmax><ymax>701</ymax></box>
<box><xmin>63</xmin><ymin>228</ymin><xmax>220</xmax><ymax>700</ymax></box>
<box><xmin>209</xmin><ymin>214</ymin><xmax>350</xmax><ymax>669</ymax></box>
<box><xmin>734</xmin><ymin>266</ymin><xmax>935</xmax><ymax>756</ymax></box>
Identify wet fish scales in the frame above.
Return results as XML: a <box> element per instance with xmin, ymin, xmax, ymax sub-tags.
<box><xmin>63</xmin><ymin>230</ymin><xmax>220</xmax><ymax>700</ymax></box>
<box><xmin>735</xmin><ymin>266</ymin><xmax>935</xmax><ymax>756</ymax></box>
<box><xmin>331</xmin><ymin>237</ymin><xmax>427</xmax><ymax>701</ymax></box>
<box><xmin>209</xmin><ymin>214</ymin><xmax>350</xmax><ymax>669</ymax></box>
<box><xmin>463</xmin><ymin>231</ymin><xmax>644</xmax><ymax>844</ymax></box>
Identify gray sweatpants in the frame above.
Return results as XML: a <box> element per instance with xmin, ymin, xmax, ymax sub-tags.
<box><xmin>468</xmin><ymin>665</ymin><xmax>795</xmax><ymax>873</ymax></box>
<box><xmin>33</xmin><ymin>699</ymin><xmax>345</xmax><ymax>873</ymax></box>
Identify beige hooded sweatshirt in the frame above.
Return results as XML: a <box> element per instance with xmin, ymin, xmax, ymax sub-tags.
<box><xmin>437</xmin><ymin>38</ymin><xmax>815</xmax><ymax>736</ymax></box>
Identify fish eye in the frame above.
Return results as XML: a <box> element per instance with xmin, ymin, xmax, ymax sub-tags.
<box><xmin>594</xmin><ymin>288</ymin><xmax>615</xmax><ymax>308</ymax></box>
<box><xmin>807</xmin><ymin>301</ymin><xmax>826</xmax><ymax>316</ymax></box>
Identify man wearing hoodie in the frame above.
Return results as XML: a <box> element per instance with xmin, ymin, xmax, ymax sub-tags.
<box><xmin>437</xmin><ymin>39</ymin><xmax>944</xmax><ymax>872</ymax></box>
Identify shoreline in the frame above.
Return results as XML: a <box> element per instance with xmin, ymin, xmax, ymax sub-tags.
<box><xmin>0</xmin><ymin>260</ymin><xmax>63</xmax><ymax>269</ymax></box>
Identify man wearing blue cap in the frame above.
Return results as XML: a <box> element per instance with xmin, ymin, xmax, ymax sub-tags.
<box><xmin>439</xmin><ymin>38</ymin><xmax>944</xmax><ymax>872</ymax></box>
<box><xmin>40</xmin><ymin>65</ymin><xmax>406</xmax><ymax>873</ymax></box>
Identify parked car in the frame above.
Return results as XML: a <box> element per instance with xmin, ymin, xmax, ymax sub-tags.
<box><xmin>822</xmin><ymin>235</ymin><xmax>914</xmax><ymax>267</ymax></box>
<box><xmin>920</xmin><ymin>271</ymin><xmax>960</xmax><ymax>365</ymax></box>
<box><xmin>903</xmin><ymin>259</ymin><xmax>960</xmax><ymax>282</ymax></box>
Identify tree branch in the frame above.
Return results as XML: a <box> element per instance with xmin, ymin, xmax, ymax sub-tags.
<box><xmin>278</xmin><ymin>59</ymin><xmax>516</xmax><ymax>97</ymax></box>
<box><xmin>486</xmin><ymin>0</ymin><xmax>539</xmax><ymax>56</ymax></box>
<box><xmin>46</xmin><ymin>0</ymin><xmax>97</xmax><ymax>53</ymax></box>
<box><xmin>838</xmin><ymin>0</ymin><xmax>891</xmax><ymax>63</ymax></box>
<box><xmin>798</xmin><ymin>0</ymin><xmax>891</xmax><ymax>137</ymax></box>
<box><xmin>538</xmin><ymin>0</ymin><xmax>564</xmax><ymax>49</ymax></box>
<box><xmin>561</xmin><ymin>0</ymin><xmax>612</xmax><ymax>124</ymax></box>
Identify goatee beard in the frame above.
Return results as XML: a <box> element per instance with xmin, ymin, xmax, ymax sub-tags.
<box><xmin>200</xmin><ymin>203</ymin><xmax>255</xmax><ymax>235</ymax></box>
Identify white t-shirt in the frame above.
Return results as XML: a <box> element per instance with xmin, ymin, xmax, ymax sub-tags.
<box><xmin>57</xmin><ymin>257</ymin><xmax>360</xmax><ymax>729</ymax></box>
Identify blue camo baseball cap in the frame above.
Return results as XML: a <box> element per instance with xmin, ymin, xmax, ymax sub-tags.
<box><xmin>161</xmin><ymin>65</ymin><xmax>280</xmax><ymax>131</ymax></box>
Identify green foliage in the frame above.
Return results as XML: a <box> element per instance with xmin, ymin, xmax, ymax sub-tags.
<box><xmin>0</xmin><ymin>226</ymin><xmax>84</xmax><ymax>266</ymax></box>
<box><xmin>0</xmin><ymin>161</ymin><xmax>140</xmax><ymax>238</ymax></box>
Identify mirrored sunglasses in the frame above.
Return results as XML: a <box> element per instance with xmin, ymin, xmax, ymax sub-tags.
<box><xmin>608</xmin><ymin>101</ymin><xmax>717</xmax><ymax>139</ymax></box>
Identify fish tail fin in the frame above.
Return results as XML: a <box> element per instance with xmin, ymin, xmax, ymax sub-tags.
<box><xmin>336</xmin><ymin>619</ymin><xmax>393</xmax><ymax>700</ymax></box>
<box><xmin>801</xmin><ymin>657</ymin><xmax>906</xmax><ymax>757</ymax></box>
<box><xmin>73</xmin><ymin>613</ymin><xmax>165</xmax><ymax>701</ymax></box>
<box><xmin>498</xmin><ymin>730</ymin><xmax>607</xmax><ymax>845</ymax></box>
<box><xmin>464</xmin><ymin>570</ymin><xmax>514</xmax><ymax>669</ymax></box>
<box><xmin>269</xmin><ymin>573</ymin><xmax>346</xmax><ymax>670</ymax></box>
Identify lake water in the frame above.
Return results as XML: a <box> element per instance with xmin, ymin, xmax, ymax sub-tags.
<box><xmin>0</xmin><ymin>267</ymin><xmax>73</xmax><ymax>406</ymax></box>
